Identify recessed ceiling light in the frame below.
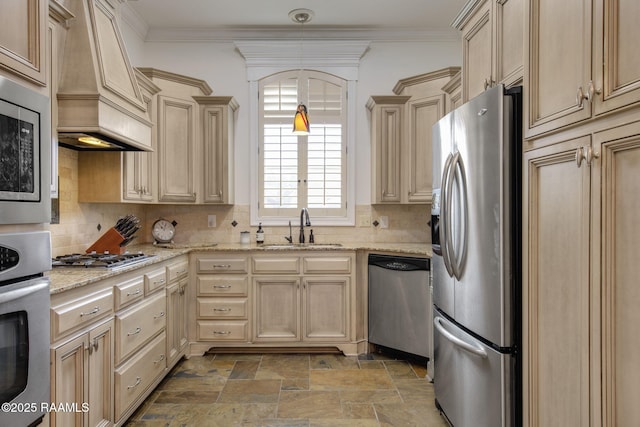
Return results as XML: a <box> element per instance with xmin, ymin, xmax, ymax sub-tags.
<box><xmin>288</xmin><ymin>8</ymin><xmax>314</xmax><ymax>24</ymax></box>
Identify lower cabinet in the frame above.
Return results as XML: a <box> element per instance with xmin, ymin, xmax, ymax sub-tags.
<box><xmin>252</xmin><ymin>253</ymin><xmax>354</xmax><ymax>346</ymax></box>
<box><xmin>253</xmin><ymin>276</ymin><xmax>350</xmax><ymax>342</ymax></box>
<box><xmin>51</xmin><ymin>318</ymin><xmax>113</xmax><ymax>427</ymax></box>
<box><xmin>50</xmin><ymin>257</ymin><xmax>188</xmax><ymax>427</ymax></box>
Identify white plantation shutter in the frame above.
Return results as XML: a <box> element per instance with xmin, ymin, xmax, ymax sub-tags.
<box><xmin>259</xmin><ymin>70</ymin><xmax>347</xmax><ymax>219</ymax></box>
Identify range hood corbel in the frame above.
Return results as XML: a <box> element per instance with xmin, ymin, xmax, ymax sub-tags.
<box><xmin>57</xmin><ymin>0</ymin><xmax>153</xmax><ymax>151</ymax></box>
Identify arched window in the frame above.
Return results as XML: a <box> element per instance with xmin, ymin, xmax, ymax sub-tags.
<box><xmin>258</xmin><ymin>70</ymin><xmax>348</xmax><ymax>220</ymax></box>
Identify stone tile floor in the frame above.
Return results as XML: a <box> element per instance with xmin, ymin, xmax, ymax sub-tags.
<box><xmin>124</xmin><ymin>352</ymin><xmax>449</xmax><ymax>427</ymax></box>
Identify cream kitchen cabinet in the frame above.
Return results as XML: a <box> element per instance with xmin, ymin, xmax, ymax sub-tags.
<box><xmin>166</xmin><ymin>256</ymin><xmax>189</xmax><ymax>367</ymax></box>
<box><xmin>50</xmin><ymin>279</ymin><xmax>115</xmax><ymax>427</ymax></box>
<box><xmin>525</xmin><ymin>0</ymin><xmax>640</xmax><ymax>138</ymax></box>
<box><xmin>51</xmin><ymin>318</ymin><xmax>114</xmax><ymax>427</ymax></box>
<box><xmin>192</xmin><ymin>253</ymin><xmax>251</xmax><ymax>350</ymax></box>
<box><xmin>0</xmin><ymin>0</ymin><xmax>47</xmax><ymax>86</ymax></box>
<box><xmin>252</xmin><ymin>252</ymin><xmax>355</xmax><ymax>353</ymax></box>
<box><xmin>442</xmin><ymin>70</ymin><xmax>463</xmax><ymax>113</ymax></box>
<box><xmin>138</xmin><ymin>68</ymin><xmax>211</xmax><ymax>203</ymax></box>
<box><xmin>392</xmin><ymin>67</ymin><xmax>460</xmax><ymax>203</ymax></box>
<box><xmin>194</xmin><ymin>96</ymin><xmax>239</xmax><ymax>204</ymax></box>
<box><xmin>367</xmin><ymin>95</ymin><xmax>410</xmax><ymax>203</ymax></box>
<box><xmin>453</xmin><ymin>0</ymin><xmax>524</xmax><ymax>103</ymax></box>
<box><xmin>523</xmin><ymin>118</ymin><xmax>640</xmax><ymax>427</ymax></box>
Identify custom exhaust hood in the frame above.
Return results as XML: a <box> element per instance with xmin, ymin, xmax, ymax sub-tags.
<box><xmin>57</xmin><ymin>0</ymin><xmax>152</xmax><ymax>151</ymax></box>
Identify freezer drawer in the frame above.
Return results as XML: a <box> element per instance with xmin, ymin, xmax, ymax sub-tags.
<box><xmin>433</xmin><ymin>308</ymin><xmax>514</xmax><ymax>427</ymax></box>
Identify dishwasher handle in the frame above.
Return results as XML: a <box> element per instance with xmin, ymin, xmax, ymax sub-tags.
<box><xmin>368</xmin><ymin>254</ymin><xmax>429</xmax><ymax>271</ymax></box>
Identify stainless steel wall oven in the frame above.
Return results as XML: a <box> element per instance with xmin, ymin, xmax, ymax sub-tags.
<box><xmin>0</xmin><ymin>75</ymin><xmax>51</xmax><ymax>225</ymax></box>
<box><xmin>0</xmin><ymin>231</ymin><xmax>51</xmax><ymax>427</ymax></box>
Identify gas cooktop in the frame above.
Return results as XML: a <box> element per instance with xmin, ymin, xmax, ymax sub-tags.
<box><xmin>52</xmin><ymin>252</ymin><xmax>154</xmax><ymax>269</ymax></box>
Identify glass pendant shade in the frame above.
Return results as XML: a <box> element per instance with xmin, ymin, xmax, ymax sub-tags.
<box><xmin>293</xmin><ymin>103</ymin><xmax>310</xmax><ymax>135</ymax></box>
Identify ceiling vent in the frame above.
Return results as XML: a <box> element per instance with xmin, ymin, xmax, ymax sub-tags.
<box><xmin>56</xmin><ymin>0</ymin><xmax>152</xmax><ymax>151</ymax></box>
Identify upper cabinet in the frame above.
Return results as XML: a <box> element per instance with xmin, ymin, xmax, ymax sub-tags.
<box><xmin>368</xmin><ymin>67</ymin><xmax>460</xmax><ymax>204</ymax></box>
<box><xmin>0</xmin><ymin>0</ymin><xmax>48</xmax><ymax>86</ymax></box>
<box><xmin>194</xmin><ymin>96</ymin><xmax>239</xmax><ymax>205</ymax></box>
<box><xmin>525</xmin><ymin>0</ymin><xmax>640</xmax><ymax>138</ymax></box>
<box><xmin>453</xmin><ymin>0</ymin><xmax>524</xmax><ymax>103</ymax></box>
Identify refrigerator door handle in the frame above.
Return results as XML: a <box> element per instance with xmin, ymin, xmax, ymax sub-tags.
<box><xmin>440</xmin><ymin>153</ymin><xmax>455</xmax><ymax>277</ymax></box>
<box><xmin>434</xmin><ymin>316</ymin><xmax>488</xmax><ymax>359</ymax></box>
<box><xmin>450</xmin><ymin>153</ymin><xmax>468</xmax><ymax>280</ymax></box>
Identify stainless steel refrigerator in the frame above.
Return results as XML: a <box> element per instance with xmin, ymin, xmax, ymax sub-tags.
<box><xmin>431</xmin><ymin>84</ymin><xmax>521</xmax><ymax>427</ymax></box>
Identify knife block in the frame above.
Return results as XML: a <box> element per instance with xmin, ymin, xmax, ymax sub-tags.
<box><xmin>86</xmin><ymin>227</ymin><xmax>126</xmax><ymax>254</ymax></box>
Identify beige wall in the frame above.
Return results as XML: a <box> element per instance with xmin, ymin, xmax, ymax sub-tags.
<box><xmin>48</xmin><ymin>148</ymin><xmax>430</xmax><ymax>256</ymax></box>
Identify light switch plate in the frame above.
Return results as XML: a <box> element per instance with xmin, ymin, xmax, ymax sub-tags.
<box><xmin>379</xmin><ymin>216</ymin><xmax>389</xmax><ymax>229</ymax></box>
<box><xmin>207</xmin><ymin>215</ymin><xmax>217</xmax><ymax>227</ymax></box>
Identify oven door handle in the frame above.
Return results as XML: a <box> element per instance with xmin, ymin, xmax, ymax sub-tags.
<box><xmin>434</xmin><ymin>316</ymin><xmax>487</xmax><ymax>359</ymax></box>
<box><xmin>0</xmin><ymin>280</ymin><xmax>49</xmax><ymax>304</ymax></box>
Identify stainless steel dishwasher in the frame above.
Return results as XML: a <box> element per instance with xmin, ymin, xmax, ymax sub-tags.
<box><xmin>368</xmin><ymin>254</ymin><xmax>431</xmax><ymax>360</ymax></box>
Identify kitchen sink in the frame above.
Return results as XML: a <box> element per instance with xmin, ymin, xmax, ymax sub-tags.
<box><xmin>261</xmin><ymin>243</ymin><xmax>343</xmax><ymax>249</ymax></box>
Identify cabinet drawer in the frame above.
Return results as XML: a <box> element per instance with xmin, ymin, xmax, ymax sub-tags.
<box><xmin>144</xmin><ymin>268</ymin><xmax>167</xmax><ymax>295</ymax></box>
<box><xmin>115</xmin><ymin>293</ymin><xmax>166</xmax><ymax>363</ymax></box>
<box><xmin>303</xmin><ymin>256</ymin><xmax>352</xmax><ymax>274</ymax></box>
<box><xmin>114</xmin><ymin>331</ymin><xmax>166</xmax><ymax>421</ymax></box>
<box><xmin>114</xmin><ymin>277</ymin><xmax>145</xmax><ymax>310</ymax></box>
<box><xmin>166</xmin><ymin>259</ymin><xmax>188</xmax><ymax>282</ymax></box>
<box><xmin>252</xmin><ymin>256</ymin><xmax>300</xmax><ymax>274</ymax></box>
<box><xmin>51</xmin><ymin>289</ymin><xmax>114</xmax><ymax>339</ymax></box>
<box><xmin>197</xmin><ymin>298</ymin><xmax>247</xmax><ymax>319</ymax></box>
<box><xmin>197</xmin><ymin>256</ymin><xmax>248</xmax><ymax>273</ymax></box>
<box><xmin>197</xmin><ymin>320</ymin><xmax>248</xmax><ymax>341</ymax></box>
<box><xmin>197</xmin><ymin>276</ymin><xmax>248</xmax><ymax>296</ymax></box>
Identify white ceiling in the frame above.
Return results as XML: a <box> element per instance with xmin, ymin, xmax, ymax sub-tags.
<box><xmin>124</xmin><ymin>0</ymin><xmax>469</xmax><ymax>41</ymax></box>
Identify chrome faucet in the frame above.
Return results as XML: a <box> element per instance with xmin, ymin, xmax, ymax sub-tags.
<box><xmin>299</xmin><ymin>208</ymin><xmax>311</xmax><ymax>243</ymax></box>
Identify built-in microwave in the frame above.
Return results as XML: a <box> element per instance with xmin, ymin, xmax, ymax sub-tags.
<box><xmin>0</xmin><ymin>75</ymin><xmax>51</xmax><ymax>224</ymax></box>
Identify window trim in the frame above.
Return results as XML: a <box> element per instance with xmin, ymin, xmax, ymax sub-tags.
<box><xmin>250</xmin><ymin>75</ymin><xmax>356</xmax><ymax>227</ymax></box>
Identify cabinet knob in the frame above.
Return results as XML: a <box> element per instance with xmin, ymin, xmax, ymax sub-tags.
<box><xmin>575</xmin><ymin>146</ymin><xmax>600</xmax><ymax>168</ymax></box>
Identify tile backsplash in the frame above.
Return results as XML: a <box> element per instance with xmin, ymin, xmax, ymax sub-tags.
<box><xmin>49</xmin><ymin>148</ymin><xmax>430</xmax><ymax>256</ymax></box>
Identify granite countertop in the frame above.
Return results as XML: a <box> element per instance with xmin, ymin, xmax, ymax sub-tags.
<box><xmin>48</xmin><ymin>242</ymin><xmax>431</xmax><ymax>295</ymax></box>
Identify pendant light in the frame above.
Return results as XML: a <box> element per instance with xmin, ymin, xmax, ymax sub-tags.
<box><xmin>289</xmin><ymin>8</ymin><xmax>313</xmax><ymax>135</ymax></box>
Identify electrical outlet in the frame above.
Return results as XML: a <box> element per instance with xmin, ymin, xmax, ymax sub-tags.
<box><xmin>379</xmin><ymin>216</ymin><xmax>389</xmax><ymax>229</ymax></box>
<box><xmin>207</xmin><ymin>215</ymin><xmax>217</xmax><ymax>228</ymax></box>
<box><xmin>357</xmin><ymin>215</ymin><xmax>371</xmax><ymax>227</ymax></box>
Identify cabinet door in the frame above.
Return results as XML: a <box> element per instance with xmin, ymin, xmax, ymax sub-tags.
<box><xmin>494</xmin><ymin>0</ymin><xmax>524</xmax><ymax>87</ymax></box>
<box><xmin>303</xmin><ymin>277</ymin><xmax>349</xmax><ymax>341</ymax></box>
<box><xmin>0</xmin><ymin>0</ymin><xmax>47</xmax><ymax>85</ymax></box>
<box><xmin>87</xmin><ymin>319</ymin><xmax>114</xmax><ymax>427</ymax></box>
<box><xmin>522</xmin><ymin>136</ymin><xmax>592</xmax><ymax>427</ymax></box>
<box><xmin>593</xmin><ymin>0</ymin><xmax>640</xmax><ymax>116</ymax></box>
<box><xmin>406</xmin><ymin>95</ymin><xmax>444</xmax><ymax>203</ymax></box>
<box><xmin>525</xmin><ymin>0</ymin><xmax>592</xmax><ymax>137</ymax></box>
<box><xmin>596</xmin><ymin>122</ymin><xmax>640</xmax><ymax>426</ymax></box>
<box><xmin>157</xmin><ymin>95</ymin><xmax>196</xmax><ymax>202</ymax></box>
<box><xmin>368</xmin><ymin>97</ymin><xmax>409</xmax><ymax>203</ymax></box>
<box><xmin>52</xmin><ymin>334</ymin><xmax>87</xmax><ymax>427</ymax></box>
<box><xmin>461</xmin><ymin>0</ymin><xmax>493</xmax><ymax>102</ymax></box>
<box><xmin>167</xmin><ymin>278</ymin><xmax>188</xmax><ymax>366</ymax></box>
<box><xmin>254</xmin><ymin>278</ymin><xmax>300</xmax><ymax>341</ymax></box>
<box><xmin>123</xmin><ymin>152</ymin><xmax>154</xmax><ymax>202</ymax></box>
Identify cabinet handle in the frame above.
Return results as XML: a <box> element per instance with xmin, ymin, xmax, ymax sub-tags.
<box><xmin>588</xmin><ymin>80</ymin><xmax>601</xmax><ymax>102</ymax></box>
<box><xmin>213</xmin><ymin>330</ymin><xmax>231</xmax><ymax>335</ymax></box>
<box><xmin>576</xmin><ymin>146</ymin><xmax>600</xmax><ymax>168</ymax></box>
<box><xmin>127</xmin><ymin>377</ymin><xmax>142</xmax><ymax>389</ymax></box>
<box><xmin>127</xmin><ymin>327</ymin><xmax>142</xmax><ymax>336</ymax></box>
<box><xmin>213</xmin><ymin>285</ymin><xmax>232</xmax><ymax>289</ymax></box>
<box><xmin>483</xmin><ymin>77</ymin><xmax>495</xmax><ymax>90</ymax></box>
<box><xmin>177</xmin><ymin>269</ymin><xmax>187</xmax><ymax>275</ymax></box>
<box><xmin>212</xmin><ymin>264</ymin><xmax>231</xmax><ymax>269</ymax></box>
<box><xmin>126</xmin><ymin>289</ymin><xmax>141</xmax><ymax>297</ymax></box>
<box><xmin>154</xmin><ymin>311</ymin><xmax>165</xmax><ymax>319</ymax></box>
<box><xmin>92</xmin><ymin>339</ymin><xmax>99</xmax><ymax>353</ymax></box>
<box><xmin>154</xmin><ymin>279</ymin><xmax>166</xmax><ymax>285</ymax></box>
<box><xmin>576</xmin><ymin>86</ymin><xmax>588</xmax><ymax>107</ymax></box>
<box><xmin>213</xmin><ymin>308</ymin><xmax>231</xmax><ymax>312</ymax></box>
<box><xmin>80</xmin><ymin>306</ymin><xmax>100</xmax><ymax>317</ymax></box>
<box><xmin>153</xmin><ymin>354</ymin><xmax>165</xmax><ymax>365</ymax></box>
